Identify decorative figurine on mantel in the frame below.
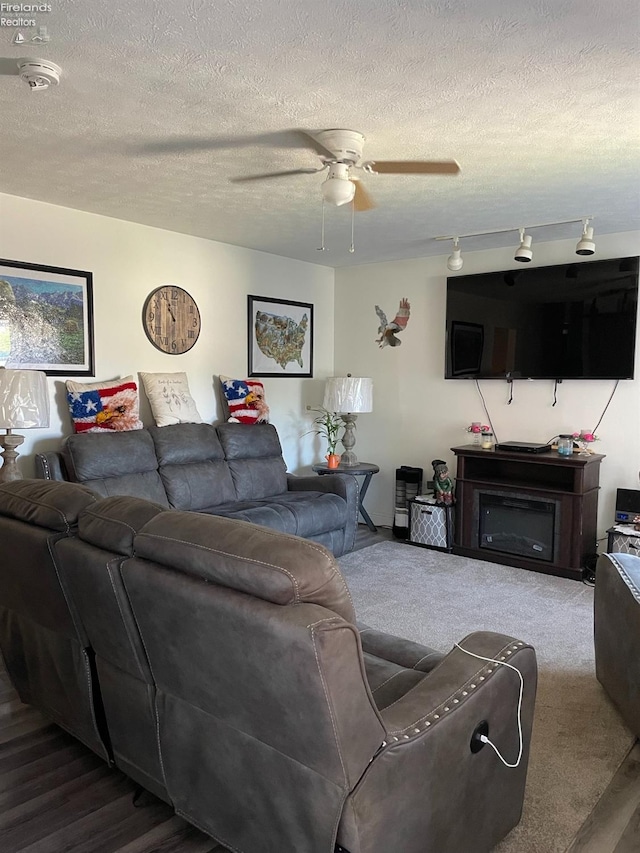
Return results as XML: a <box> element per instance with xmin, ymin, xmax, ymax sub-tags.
<box><xmin>432</xmin><ymin>459</ymin><xmax>455</xmax><ymax>506</ymax></box>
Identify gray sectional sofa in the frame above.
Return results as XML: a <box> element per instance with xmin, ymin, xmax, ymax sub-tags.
<box><xmin>0</xmin><ymin>478</ymin><xmax>538</xmax><ymax>853</ymax></box>
<box><xmin>35</xmin><ymin>422</ymin><xmax>358</xmax><ymax>557</ymax></box>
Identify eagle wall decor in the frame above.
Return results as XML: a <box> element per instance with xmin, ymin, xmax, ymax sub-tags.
<box><xmin>374</xmin><ymin>298</ymin><xmax>411</xmax><ymax>348</ymax></box>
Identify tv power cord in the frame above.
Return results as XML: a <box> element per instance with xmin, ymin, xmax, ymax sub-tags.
<box><xmin>455</xmin><ymin>643</ymin><xmax>524</xmax><ymax>768</ymax></box>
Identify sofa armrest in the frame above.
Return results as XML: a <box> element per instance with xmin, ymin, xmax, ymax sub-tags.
<box><xmin>35</xmin><ymin>451</ymin><xmax>69</xmax><ymax>481</ymax></box>
<box><xmin>287</xmin><ymin>472</ymin><xmax>359</xmax><ymax>552</ymax></box>
<box><xmin>379</xmin><ymin>631</ymin><xmax>536</xmax><ymax>737</ymax></box>
<box><xmin>341</xmin><ymin>632</ymin><xmax>537</xmax><ymax>853</ymax></box>
<box><xmin>287</xmin><ymin>471</ymin><xmax>356</xmax><ymax>500</ymax></box>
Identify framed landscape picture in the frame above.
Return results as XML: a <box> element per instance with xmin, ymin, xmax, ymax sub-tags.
<box><xmin>0</xmin><ymin>259</ymin><xmax>94</xmax><ymax>376</ymax></box>
<box><xmin>248</xmin><ymin>295</ymin><xmax>313</xmax><ymax>377</ymax></box>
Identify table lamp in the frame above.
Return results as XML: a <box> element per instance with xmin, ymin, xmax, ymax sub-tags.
<box><xmin>323</xmin><ymin>375</ymin><xmax>373</xmax><ymax>467</ymax></box>
<box><xmin>0</xmin><ymin>368</ymin><xmax>50</xmax><ymax>483</ymax></box>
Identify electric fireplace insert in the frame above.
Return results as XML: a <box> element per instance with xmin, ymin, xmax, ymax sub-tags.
<box><xmin>478</xmin><ymin>492</ymin><xmax>558</xmax><ymax>562</ymax></box>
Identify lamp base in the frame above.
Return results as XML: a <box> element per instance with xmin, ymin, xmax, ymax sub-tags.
<box><xmin>0</xmin><ymin>432</ymin><xmax>25</xmax><ymax>483</ymax></box>
<box><xmin>340</xmin><ymin>414</ymin><xmax>359</xmax><ymax>467</ymax></box>
<box><xmin>340</xmin><ymin>450</ymin><xmax>359</xmax><ymax>467</ymax></box>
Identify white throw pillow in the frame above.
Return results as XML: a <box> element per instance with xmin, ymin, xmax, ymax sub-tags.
<box><xmin>139</xmin><ymin>372</ymin><xmax>203</xmax><ymax>427</ymax></box>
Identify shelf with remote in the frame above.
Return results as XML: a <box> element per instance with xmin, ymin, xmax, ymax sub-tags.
<box><xmin>451</xmin><ymin>444</ymin><xmax>605</xmax><ymax>580</ymax></box>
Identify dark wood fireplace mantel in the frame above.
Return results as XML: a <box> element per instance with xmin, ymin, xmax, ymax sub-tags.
<box><xmin>451</xmin><ymin>444</ymin><xmax>605</xmax><ymax>580</ymax></box>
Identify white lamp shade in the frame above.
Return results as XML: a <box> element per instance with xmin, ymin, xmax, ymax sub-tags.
<box><xmin>0</xmin><ymin>369</ymin><xmax>50</xmax><ymax>429</ymax></box>
<box><xmin>323</xmin><ymin>377</ymin><xmax>373</xmax><ymax>414</ymax></box>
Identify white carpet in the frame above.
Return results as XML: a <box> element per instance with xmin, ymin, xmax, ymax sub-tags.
<box><xmin>338</xmin><ymin>541</ymin><xmax>635</xmax><ymax>853</ymax></box>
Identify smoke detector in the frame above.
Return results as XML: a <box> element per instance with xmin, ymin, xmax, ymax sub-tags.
<box><xmin>17</xmin><ymin>58</ymin><xmax>61</xmax><ymax>91</ymax></box>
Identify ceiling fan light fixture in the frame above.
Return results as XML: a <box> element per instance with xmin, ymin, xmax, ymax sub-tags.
<box><xmin>447</xmin><ymin>238</ymin><xmax>463</xmax><ymax>271</ymax></box>
<box><xmin>321</xmin><ymin>176</ymin><xmax>356</xmax><ymax>207</ymax></box>
<box><xmin>576</xmin><ymin>220</ymin><xmax>595</xmax><ymax>255</ymax></box>
<box><xmin>514</xmin><ymin>229</ymin><xmax>533</xmax><ymax>263</ymax></box>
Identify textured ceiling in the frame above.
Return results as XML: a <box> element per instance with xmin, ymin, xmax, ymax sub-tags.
<box><xmin>0</xmin><ymin>0</ymin><xmax>638</xmax><ymax>267</ymax></box>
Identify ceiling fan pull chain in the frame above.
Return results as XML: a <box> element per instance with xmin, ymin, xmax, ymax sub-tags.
<box><xmin>349</xmin><ymin>200</ymin><xmax>355</xmax><ymax>253</ymax></box>
<box><xmin>317</xmin><ymin>200</ymin><xmax>326</xmax><ymax>252</ymax></box>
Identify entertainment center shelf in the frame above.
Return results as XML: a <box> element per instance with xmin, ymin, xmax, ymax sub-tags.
<box><xmin>451</xmin><ymin>444</ymin><xmax>605</xmax><ymax>580</ymax></box>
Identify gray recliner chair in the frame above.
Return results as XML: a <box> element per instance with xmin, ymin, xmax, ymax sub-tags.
<box><xmin>118</xmin><ymin>505</ymin><xmax>537</xmax><ymax>853</ymax></box>
<box><xmin>594</xmin><ymin>552</ymin><xmax>640</xmax><ymax>738</ymax></box>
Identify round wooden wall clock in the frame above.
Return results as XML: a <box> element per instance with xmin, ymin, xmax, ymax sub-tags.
<box><xmin>142</xmin><ymin>285</ymin><xmax>201</xmax><ymax>354</ymax></box>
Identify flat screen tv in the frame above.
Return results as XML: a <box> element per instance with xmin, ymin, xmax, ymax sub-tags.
<box><xmin>445</xmin><ymin>256</ymin><xmax>639</xmax><ymax>380</ymax></box>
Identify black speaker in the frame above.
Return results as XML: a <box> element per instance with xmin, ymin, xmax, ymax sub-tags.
<box><xmin>615</xmin><ymin>488</ymin><xmax>640</xmax><ymax>523</ymax></box>
<box><xmin>393</xmin><ymin>466</ymin><xmax>423</xmax><ymax>539</ymax></box>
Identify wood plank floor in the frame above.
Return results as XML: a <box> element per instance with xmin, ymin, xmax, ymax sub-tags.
<box><xmin>1</xmin><ymin>524</ymin><xmax>638</xmax><ymax>852</ymax></box>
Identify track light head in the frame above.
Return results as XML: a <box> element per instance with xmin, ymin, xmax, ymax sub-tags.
<box><xmin>514</xmin><ymin>229</ymin><xmax>533</xmax><ymax>263</ymax></box>
<box><xmin>447</xmin><ymin>237</ymin><xmax>463</xmax><ymax>271</ymax></box>
<box><xmin>576</xmin><ymin>221</ymin><xmax>595</xmax><ymax>255</ymax></box>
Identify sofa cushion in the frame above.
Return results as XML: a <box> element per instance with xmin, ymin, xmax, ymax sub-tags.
<box><xmin>134</xmin><ymin>510</ymin><xmax>355</xmax><ymax>622</ymax></box>
<box><xmin>78</xmin><ymin>495</ymin><xmax>166</xmax><ymax>556</ymax></box>
<box><xmin>63</xmin><ymin>431</ymin><xmax>169</xmax><ymax>506</ymax></box>
<box><xmin>214</xmin><ymin>492</ymin><xmax>347</xmax><ymax>539</ymax></box>
<box><xmin>363</xmin><ymin>653</ymin><xmax>429</xmax><ymax>711</ymax></box>
<box><xmin>149</xmin><ymin>424</ymin><xmax>237</xmax><ymax>510</ymax></box>
<box><xmin>216</xmin><ymin>422</ymin><xmax>287</xmax><ymax>499</ymax></box>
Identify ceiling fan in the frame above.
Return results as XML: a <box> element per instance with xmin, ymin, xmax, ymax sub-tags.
<box><xmin>229</xmin><ymin>129</ymin><xmax>460</xmax><ymax>211</ymax></box>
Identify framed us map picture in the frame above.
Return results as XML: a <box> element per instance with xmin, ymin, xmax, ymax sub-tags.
<box><xmin>248</xmin><ymin>295</ymin><xmax>313</xmax><ymax>378</ymax></box>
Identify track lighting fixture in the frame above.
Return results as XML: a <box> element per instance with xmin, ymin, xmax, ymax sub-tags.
<box><xmin>321</xmin><ymin>163</ymin><xmax>356</xmax><ymax>207</ymax></box>
<box><xmin>436</xmin><ymin>216</ymin><xmax>595</xmax><ymax>268</ymax></box>
<box><xmin>514</xmin><ymin>229</ymin><xmax>533</xmax><ymax>263</ymax></box>
<box><xmin>447</xmin><ymin>237</ymin><xmax>463</xmax><ymax>271</ymax></box>
<box><xmin>576</xmin><ymin>219</ymin><xmax>595</xmax><ymax>255</ymax></box>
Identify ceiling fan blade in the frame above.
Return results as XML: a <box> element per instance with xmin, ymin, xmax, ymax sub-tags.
<box><xmin>133</xmin><ymin>129</ymin><xmax>336</xmax><ymax>157</ymax></box>
<box><xmin>352</xmin><ymin>181</ymin><xmax>376</xmax><ymax>212</ymax></box>
<box><xmin>294</xmin><ymin>130</ymin><xmax>336</xmax><ymax>159</ymax></box>
<box><xmin>230</xmin><ymin>167</ymin><xmax>326</xmax><ymax>183</ymax></box>
<box><xmin>0</xmin><ymin>58</ymin><xmax>19</xmax><ymax>76</ymax></box>
<box><xmin>369</xmin><ymin>160</ymin><xmax>461</xmax><ymax>175</ymax></box>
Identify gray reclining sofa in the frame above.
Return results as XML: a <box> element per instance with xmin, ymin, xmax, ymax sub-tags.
<box><xmin>0</xmin><ymin>478</ymin><xmax>538</xmax><ymax>853</ymax></box>
<box><xmin>594</xmin><ymin>551</ymin><xmax>640</xmax><ymax>738</ymax></box>
<box><xmin>35</xmin><ymin>421</ymin><xmax>358</xmax><ymax>557</ymax></box>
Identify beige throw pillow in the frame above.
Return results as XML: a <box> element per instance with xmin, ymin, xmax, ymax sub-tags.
<box><xmin>140</xmin><ymin>372</ymin><xmax>203</xmax><ymax>427</ymax></box>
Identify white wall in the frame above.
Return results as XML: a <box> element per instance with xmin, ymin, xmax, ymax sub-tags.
<box><xmin>334</xmin><ymin>231</ymin><xmax>640</xmax><ymax>547</ymax></box>
<box><xmin>0</xmin><ymin>193</ymin><xmax>335</xmax><ymax>476</ymax></box>
<box><xmin>2</xmin><ymin>190</ymin><xmax>638</xmax><ymax>550</ymax></box>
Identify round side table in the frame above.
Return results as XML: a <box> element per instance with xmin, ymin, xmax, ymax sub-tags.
<box><xmin>311</xmin><ymin>462</ymin><xmax>380</xmax><ymax>532</ymax></box>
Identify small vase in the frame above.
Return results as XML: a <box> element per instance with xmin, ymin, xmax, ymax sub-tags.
<box><xmin>326</xmin><ymin>453</ymin><xmax>340</xmax><ymax>469</ymax></box>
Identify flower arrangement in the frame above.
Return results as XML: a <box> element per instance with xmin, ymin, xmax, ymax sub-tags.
<box><xmin>572</xmin><ymin>430</ymin><xmax>599</xmax><ymax>454</ymax></box>
<box><xmin>466</xmin><ymin>422</ymin><xmax>490</xmax><ymax>435</ymax></box>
